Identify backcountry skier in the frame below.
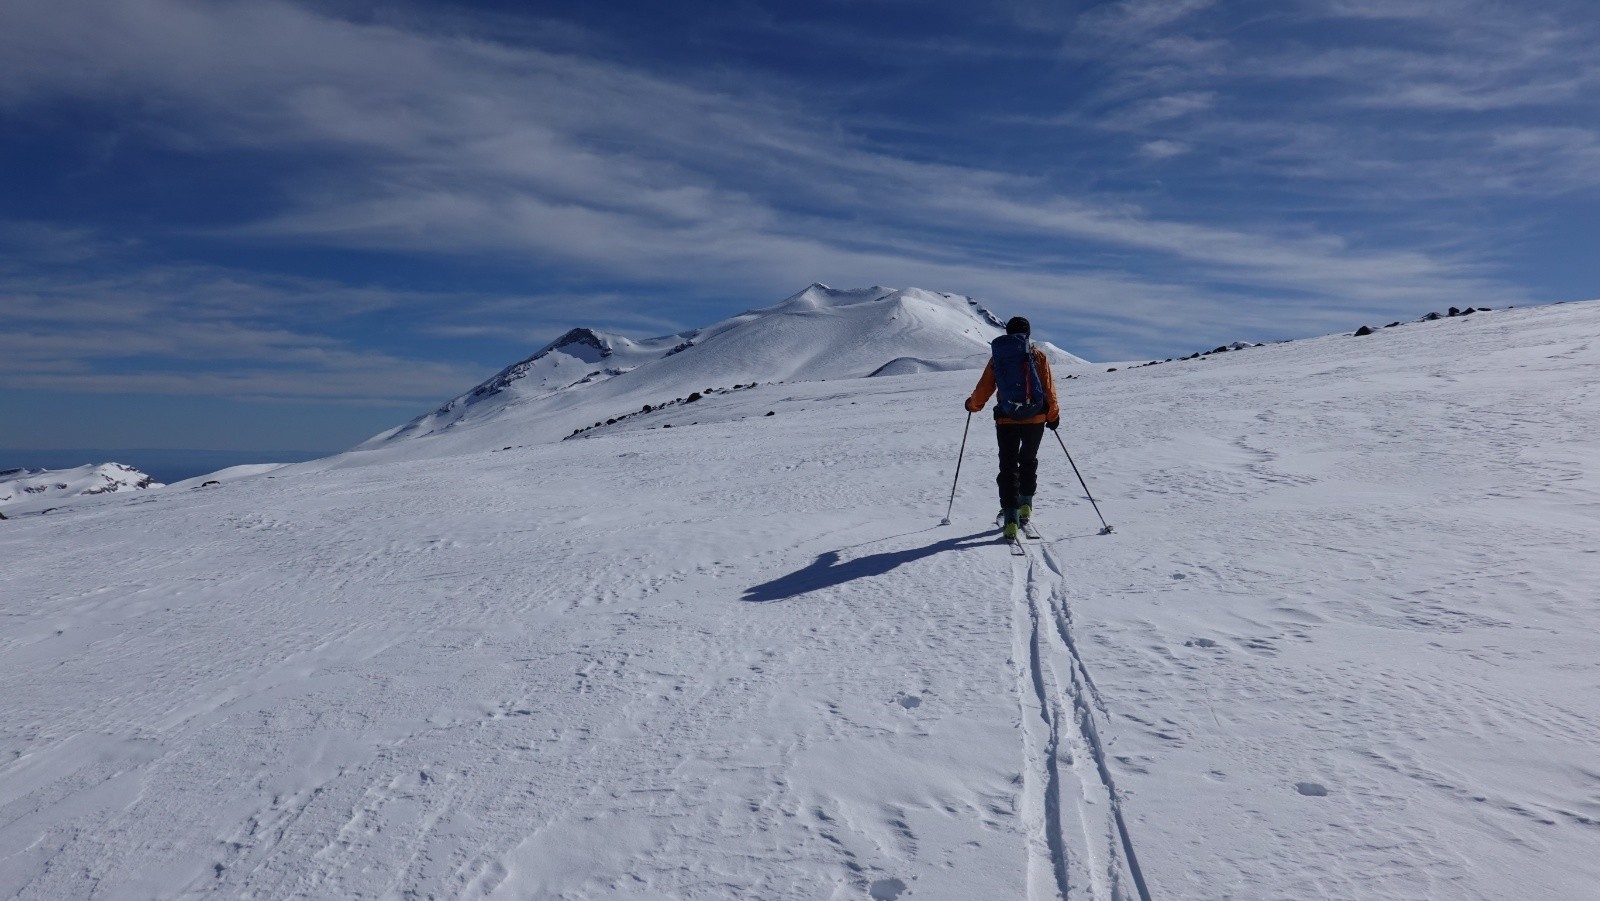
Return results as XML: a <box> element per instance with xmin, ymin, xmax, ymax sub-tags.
<box><xmin>964</xmin><ymin>316</ymin><xmax>1060</xmax><ymax>541</ymax></box>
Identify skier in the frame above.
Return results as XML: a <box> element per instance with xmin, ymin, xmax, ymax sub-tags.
<box><xmin>964</xmin><ymin>316</ymin><xmax>1060</xmax><ymax>541</ymax></box>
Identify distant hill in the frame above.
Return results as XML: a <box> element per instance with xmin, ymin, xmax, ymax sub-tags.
<box><xmin>0</xmin><ymin>463</ymin><xmax>161</xmax><ymax>516</ymax></box>
<box><xmin>359</xmin><ymin>284</ymin><xmax>1088</xmax><ymax>454</ymax></box>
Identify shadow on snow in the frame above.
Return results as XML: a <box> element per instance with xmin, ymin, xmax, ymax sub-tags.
<box><xmin>742</xmin><ymin>529</ymin><xmax>995</xmax><ymax>603</ymax></box>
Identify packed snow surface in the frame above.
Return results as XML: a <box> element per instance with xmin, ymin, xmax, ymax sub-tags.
<box><xmin>3</xmin><ymin>301</ymin><xmax>1599</xmax><ymax>899</ymax></box>
<box><xmin>0</xmin><ymin>462</ymin><xmax>160</xmax><ymax>517</ymax></box>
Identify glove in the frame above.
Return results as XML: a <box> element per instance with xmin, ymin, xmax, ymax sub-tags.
<box><xmin>1046</xmin><ymin>418</ymin><xmax>1060</xmax><ymax>431</ymax></box>
<box><xmin>965</xmin><ymin>398</ymin><xmax>982</xmax><ymax>413</ymax></box>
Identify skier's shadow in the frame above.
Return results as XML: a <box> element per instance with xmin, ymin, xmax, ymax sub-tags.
<box><xmin>742</xmin><ymin>529</ymin><xmax>995</xmax><ymax>603</ymax></box>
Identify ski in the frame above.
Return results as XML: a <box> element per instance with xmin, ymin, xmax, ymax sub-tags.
<box><xmin>994</xmin><ymin>511</ymin><xmax>1029</xmax><ymax>553</ymax></box>
<box><xmin>1021</xmin><ymin>520</ymin><xmax>1040</xmax><ymax>540</ymax></box>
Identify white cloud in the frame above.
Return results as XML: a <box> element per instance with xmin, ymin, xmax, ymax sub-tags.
<box><xmin>1078</xmin><ymin>0</ymin><xmax>1219</xmax><ymax>38</ymax></box>
<box><xmin>1140</xmin><ymin>139</ymin><xmax>1191</xmax><ymax>160</ymax></box>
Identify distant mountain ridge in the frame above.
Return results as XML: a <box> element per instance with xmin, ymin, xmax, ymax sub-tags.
<box><xmin>362</xmin><ymin>284</ymin><xmax>1089</xmax><ymax>451</ymax></box>
<box><xmin>0</xmin><ymin>463</ymin><xmax>162</xmax><ymax>516</ymax></box>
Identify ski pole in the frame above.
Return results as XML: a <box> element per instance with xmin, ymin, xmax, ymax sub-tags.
<box><xmin>940</xmin><ymin>412</ymin><xmax>973</xmax><ymax>525</ymax></box>
<box><xmin>1053</xmin><ymin>429</ymin><xmax>1114</xmax><ymax>535</ymax></box>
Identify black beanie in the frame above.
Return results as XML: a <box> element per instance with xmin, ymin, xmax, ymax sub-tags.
<box><xmin>1005</xmin><ymin>316</ymin><xmax>1031</xmax><ymax>336</ymax></box>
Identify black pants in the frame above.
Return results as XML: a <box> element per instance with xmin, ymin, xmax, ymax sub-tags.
<box><xmin>995</xmin><ymin>421</ymin><xmax>1045</xmax><ymax>511</ymax></box>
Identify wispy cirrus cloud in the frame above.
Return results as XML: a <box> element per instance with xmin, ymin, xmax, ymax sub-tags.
<box><xmin>2</xmin><ymin>4</ymin><xmax>1517</xmax><ymax>279</ymax></box>
<box><xmin>1139</xmin><ymin>140</ymin><xmax>1191</xmax><ymax>160</ymax></box>
<box><xmin>1076</xmin><ymin>0</ymin><xmax>1219</xmax><ymax>37</ymax></box>
<box><xmin>1062</xmin><ymin>0</ymin><xmax>1600</xmax><ymax>199</ymax></box>
<box><xmin>0</xmin><ymin>253</ymin><xmax>485</xmax><ymax>403</ymax></box>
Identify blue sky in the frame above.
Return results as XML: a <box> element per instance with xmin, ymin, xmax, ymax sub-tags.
<box><xmin>2</xmin><ymin>0</ymin><xmax>1596</xmax><ymax>452</ymax></box>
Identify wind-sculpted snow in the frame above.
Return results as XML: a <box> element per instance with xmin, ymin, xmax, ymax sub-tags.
<box><xmin>868</xmin><ymin>357</ymin><xmax>972</xmax><ymax>377</ymax></box>
<box><xmin>2</xmin><ymin>301</ymin><xmax>1598</xmax><ymax>898</ymax></box>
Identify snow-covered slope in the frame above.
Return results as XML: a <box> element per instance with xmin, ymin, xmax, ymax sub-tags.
<box><xmin>2</xmin><ymin>301</ymin><xmax>1598</xmax><ymax>899</ymax></box>
<box><xmin>359</xmin><ymin>284</ymin><xmax>1088</xmax><ymax>455</ymax></box>
<box><xmin>0</xmin><ymin>462</ymin><xmax>160</xmax><ymax>516</ymax></box>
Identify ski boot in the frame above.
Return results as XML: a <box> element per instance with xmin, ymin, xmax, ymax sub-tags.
<box><xmin>1001</xmin><ymin>508</ymin><xmax>1020</xmax><ymax>541</ymax></box>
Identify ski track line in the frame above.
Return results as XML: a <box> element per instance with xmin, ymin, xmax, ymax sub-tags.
<box><xmin>1010</xmin><ymin>551</ymin><xmax>1068</xmax><ymax>901</ymax></box>
<box><xmin>1010</xmin><ymin>540</ymin><xmax>1153</xmax><ymax>901</ymax></box>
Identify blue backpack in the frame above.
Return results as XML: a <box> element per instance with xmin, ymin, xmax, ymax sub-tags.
<box><xmin>990</xmin><ymin>333</ymin><xmax>1046</xmax><ymax>419</ymax></box>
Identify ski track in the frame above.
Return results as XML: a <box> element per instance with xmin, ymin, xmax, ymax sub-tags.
<box><xmin>1009</xmin><ymin>535</ymin><xmax>1150</xmax><ymax>901</ymax></box>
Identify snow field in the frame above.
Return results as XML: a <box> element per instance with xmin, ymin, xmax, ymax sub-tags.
<box><xmin>1</xmin><ymin>300</ymin><xmax>1598</xmax><ymax>898</ymax></box>
<box><xmin>2</xmin><ymin>377</ymin><xmax>1042</xmax><ymax>899</ymax></box>
<box><xmin>1055</xmin><ymin>304</ymin><xmax>1600</xmax><ymax>898</ymax></box>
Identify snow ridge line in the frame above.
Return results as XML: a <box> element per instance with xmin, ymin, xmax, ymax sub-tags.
<box><xmin>1036</xmin><ymin>545</ymin><xmax>1153</xmax><ymax>901</ymax></box>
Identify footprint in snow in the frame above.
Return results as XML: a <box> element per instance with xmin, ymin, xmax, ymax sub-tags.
<box><xmin>1114</xmin><ymin>754</ymin><xmax>1151</xmax><ymax>775</ymax></box>
<box><xmin>1240</xmin><ymin>637</ymin><xmax>1279</xmax><ymax>655</ymax></box>
<box><xmin>895</xmin><ymin>693</ymin><xmax>922</xmax><ymax>709</ymax></box>
<box><xmin>869</xmin><ymin>877</ymin><xmax>907</xmax><ymax>900</ymax></box>
<box><xmin>1184</xmin><ymin>638</ymin><xmax>1219</xmax><ymax>649</ymax></box>
<box><xmin>1296</xmin><ymin>781</ymin><xmax>1330</xmax><ymax>797</ymax></box>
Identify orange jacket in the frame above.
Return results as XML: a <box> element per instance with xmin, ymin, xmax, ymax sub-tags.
<box><xmin>965</xmin><ymin>347</ymin><xmax>1060</xmax><ymax>424</ymax></box>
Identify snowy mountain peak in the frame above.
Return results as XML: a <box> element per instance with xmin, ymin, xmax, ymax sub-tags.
<box><xmin>775</xmin><ymin>283</ymin><xmax>892</xmax><ymax>311</ymax></box>
<box><xmin>541</xmin><ymin>327</ymin><xmax>615</xmax><ymax>362</ymax></box>
<box><xmin>443</xmin><ymin>326</ymin><xmax>671</xmax><ymax>417</ymax></box>
<box><xmin>361</xmin><ymin>285</ymin><xmax>1089</xmax><ymax>452</ymax></box>
<box><xmin>767</xmin><ymin>284</ymin><xmax>1005</xmax><ymax>328</ymax></box>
